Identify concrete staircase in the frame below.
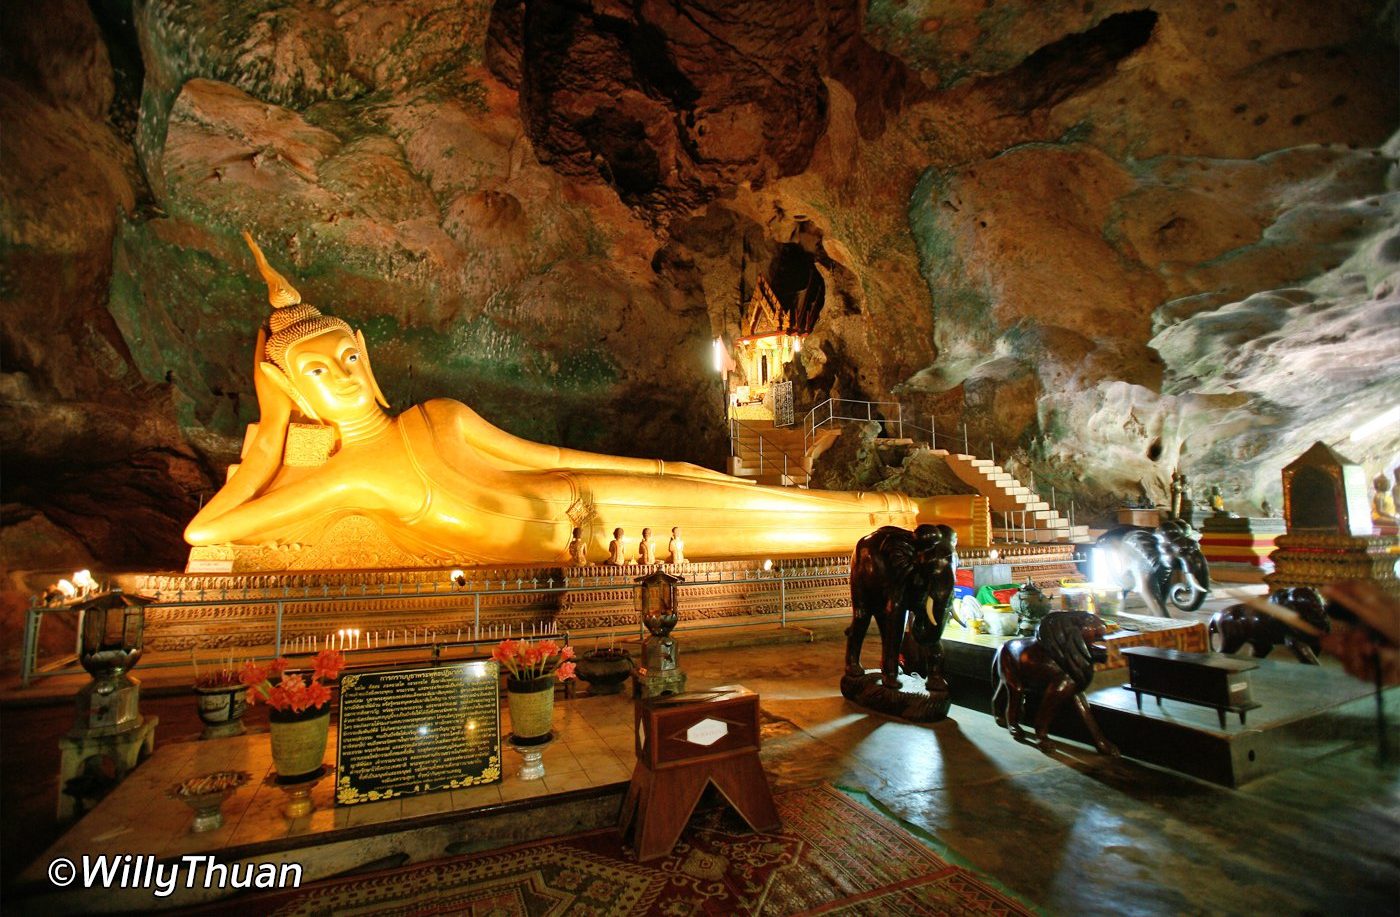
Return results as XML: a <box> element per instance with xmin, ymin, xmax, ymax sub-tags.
<box><xmin>937</xmin><ymin>450</ymin><xmax>1093</xmax><ymax>544</ymax></box>
<box><xmin>729</xmin><ymin>419</ymin><xmax>840</xmax><ymax>487</ymax></box>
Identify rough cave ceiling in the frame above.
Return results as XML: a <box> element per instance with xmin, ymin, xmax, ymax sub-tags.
<box><xmin>0</xmin><ymin>0</ymin><xmax>1397</xmax><ymax>569</ymax></box>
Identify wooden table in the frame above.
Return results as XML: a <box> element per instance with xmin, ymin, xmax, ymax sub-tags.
<box><xmin>619</xmin><ymin>685</ymin><xmax>779</xmax><ymax>861</ymax></box>
<box><xmin>1121</xmin><ymin>647</ymin><xmax>1260</xmax><ymax>728</ymax></box>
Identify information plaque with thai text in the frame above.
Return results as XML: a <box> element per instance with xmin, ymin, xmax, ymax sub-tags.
<box><xmin>336</xmin><ymin>661</ymin><xmax>500</xmax><ymax>805</ymax></box>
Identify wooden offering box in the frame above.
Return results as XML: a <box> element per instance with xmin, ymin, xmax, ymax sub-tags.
<box><xmin>1122</xmin><ymin>647</ymin><xmax>1260</xmax><ymax>729</ymax></box>
<box><xmin>620</xmin><ymin>685</ymin><xmax>779</xmax><ymax>861</ymax></box>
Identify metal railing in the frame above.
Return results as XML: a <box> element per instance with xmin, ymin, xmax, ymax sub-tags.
<box><xmin>729</xmin><ymin>417</ymin><xmax>799</xmax><ymax>483</ymax></box>
<box><xmin>20</xmin><ymin>559</ymin><xmax>854</xmax><ymax>687</ymax></box>
<box><xmin>800</xmin><ymin>400</ymin><xmax>1081</xmax><ymax>533</ymax></box>
<box><xmin>802</xmin><ymin>398</ymin><xmax>905</xmax><ymax>456</ymax></box>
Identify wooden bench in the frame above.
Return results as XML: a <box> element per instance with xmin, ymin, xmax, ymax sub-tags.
<box><xmin>1121</xmin><ymin>646</ymin><xmax>1260</xmax><ymax>729</ymax></box>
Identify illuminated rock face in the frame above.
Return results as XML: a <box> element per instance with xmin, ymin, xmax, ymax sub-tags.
<box><xmin>1</xmin><ymin>0</ymin><xmax>1396</xmax><ymax>569</ymax></box>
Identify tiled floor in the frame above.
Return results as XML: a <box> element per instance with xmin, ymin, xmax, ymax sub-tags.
<box><xmin>12</xmin><ymin>610</ymin><xmax>1399</xmax><ymax>915</ymax></box>
<box><xmin>23</xmin><ymin>691</ymin><xmax>640</xmax><ymax>882</ymax></box>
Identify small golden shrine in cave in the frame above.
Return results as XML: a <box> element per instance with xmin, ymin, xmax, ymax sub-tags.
<box><xmin>1266</xmin><ymin>441</ymin><xmax>1399</xmax><ymax>596</ymax></box>
<box><xmin>729</xmin><ymin>276</ymin><xmax>815</xmax><ymax>420</ymax></box>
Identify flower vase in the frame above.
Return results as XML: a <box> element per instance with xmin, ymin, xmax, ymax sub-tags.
<box><xmin>268</xmin><ymin>707</ymin><xmax>330</xmax><ymax>780</ymax></box>
<box><xmin>506</xmin><ymin>674</ymin><xmax>555</xmax><ymax>743</ymax></box>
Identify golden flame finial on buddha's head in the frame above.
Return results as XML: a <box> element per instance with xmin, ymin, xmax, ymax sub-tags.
<box><xmin>241</xmin><ymin>232</ymin><xmax>389</xmax><ymax>422</ymax></box>
<box><xmin>242</xmin><ymin>231</ymin><xmax>353</xmax><ymax>374</ymax></box>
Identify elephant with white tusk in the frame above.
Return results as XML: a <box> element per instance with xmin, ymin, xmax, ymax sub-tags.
<box><xmin>1095</xmin><ymin>519</ymin><xmax>1210</xmax><ymax>616</ymax></box>
<box><xmin>841</xmin><ymin>524</ymin><xmax>959</xmax><ymax>721</ymax></box>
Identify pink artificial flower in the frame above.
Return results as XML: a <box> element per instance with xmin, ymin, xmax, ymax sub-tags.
<box><xmin>561</xmin><ymin>645</ymin><xmax>576</xmax><ymax>660</ymax></box>
<box><xmin>556</xmin><ymin>661</ymin><xmax>577</xmax><ymax>682</ymax></box>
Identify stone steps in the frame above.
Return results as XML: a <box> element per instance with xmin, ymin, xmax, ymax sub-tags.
<box><xmin>942</xmin><ymin>452</ymin><xmax>1085</xmax><ymax>545</ymax></box>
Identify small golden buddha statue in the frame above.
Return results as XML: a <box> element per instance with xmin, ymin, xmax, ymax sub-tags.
<box><xmin>566</xmin><ymin>527</ymin><xmax>588</xmax><ymax>566</ymax></box>
<box><xmin>667</xmin><ymin>526</ymin><xmax>685</xmax><ymax>565</ymax></box>
<box><xmin>185</xmin><ymin>236</ymin><xmax>936</xmax><ymax>567</ymax></box>
<box><xmin>638</xmin><ymin>527</ymin><xmax>656</xmax><ymax>565</ymax></box>
<box><xmin>606</xmin><ymin>528</ymin><xmax>627</xmax><ymax>566</ymax></box>
<box><xmin>1373</xmin><ymin>474</ymin><xmax>1397</xmax><ymax>527</ymax></box>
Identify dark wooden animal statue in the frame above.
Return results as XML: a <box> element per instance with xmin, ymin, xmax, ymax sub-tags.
<box><xmin>846</xmin><ymin>524</ymin><xmax>958</xmax><ymax>694</ymax></box>
<box><xmin>992</xmin><ymin>611</ymin><xmax>1118</xmax><ymax>756</ymax></box>
<box><xmin>1209</xmin><ymin>587</ymin><xmax>1328</xmax><ymax>664</ymax></box>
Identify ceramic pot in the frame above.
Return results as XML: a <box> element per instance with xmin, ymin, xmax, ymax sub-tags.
<box><xmin>506</xmin><ymin>674</ymin><xmax>555</xmax><ymax>741</ymax></box>
<box><xmin>575</xmin><ymin>649</ymin><xmax>633</xmax><ymax>695</ymax></box>
<box><xmin>195</xmin><ymin>685</ymin><xmax>248</xmax><ymax>739</ymax></box>
<box><xmin>268</xmin><ymin>707</ymin><xmax>330</xmax><ymax>780</ymax></box>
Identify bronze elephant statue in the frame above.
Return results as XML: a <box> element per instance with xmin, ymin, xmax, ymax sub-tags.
<box><xmin>1209</xmin><ymin>587</ymin><xmax>1329</xmax><ymax>664</ymax></box>
<box><xmin>1095</xmin><ymin>518</ymin><xmax>1209</xmax><ymax>615</ymax></box>
<box><xmin>845</xmin><ymin>524</ymin><xmax>959</xmax><ymax>699</ymax></box>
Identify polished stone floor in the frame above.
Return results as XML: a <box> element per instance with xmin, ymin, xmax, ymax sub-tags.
<box><xmin>682</xmin><ymin>639</ymin><xmax>1400</xmax><ymax>916</ymax></box>
<box><xmin>5</xmin><ymin>627</ymin><xmax>1397</xmax><ymax>914</ymax></box>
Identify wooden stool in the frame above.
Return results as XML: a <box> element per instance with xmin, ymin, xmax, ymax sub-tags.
<box><xmin>619</xmin><ymin>685</ymin><xmax>779</xmax><ymax>862</ymax></box>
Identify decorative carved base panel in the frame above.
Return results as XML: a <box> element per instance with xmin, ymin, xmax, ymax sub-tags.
<box><xmin>839</xmin><ymin>671</ymin><xmax>952</xmax><ymax>722</ymax></box>
<box><xmin>120</xmin><ymin>545</ymin><xmax>1083</xmax><ymax>656</ymax></box>
<box><xmin>1265</xmin><ymin>533</ymin><xmax>1400</xmax><ymax>597</ymax></box>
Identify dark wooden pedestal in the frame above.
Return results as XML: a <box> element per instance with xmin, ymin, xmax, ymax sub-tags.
<box><xmin>619</xmin><ymin>685</ymin><xmax>780</xmax><ymax>862</ymax></box>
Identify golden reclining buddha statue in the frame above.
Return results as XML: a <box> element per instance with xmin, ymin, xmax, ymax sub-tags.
<box><xmin>184</xmin><ymin>235</ymin><xmax>980</xmax><ymax>571</ymax></box>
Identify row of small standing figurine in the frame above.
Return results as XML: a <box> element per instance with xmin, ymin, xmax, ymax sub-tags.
<box><xmin>566</xmin><ymin>526</ymin><xmax>685</xmax><ymax>566</ymax></box>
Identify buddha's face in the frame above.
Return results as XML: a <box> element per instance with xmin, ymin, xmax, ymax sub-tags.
<box><xmin>287</xmin><ymin>329</ymin><xmax>379</xmax><ymax>423</ymax></box>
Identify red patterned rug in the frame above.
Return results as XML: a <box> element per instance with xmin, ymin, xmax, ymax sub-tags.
<box><xmin>244</xmin><ymin>784</ymin><xmax>1031</xmax><ymax>916</ymax></box>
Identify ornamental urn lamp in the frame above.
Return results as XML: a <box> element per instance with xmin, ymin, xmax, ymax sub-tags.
<box><xmin>635</xmin><ymin>570</ymin><xmax>686</xmax><ymax>698</ymax></box>
<box><xmin>71</xmin><ymin>589</ymin><xmax>154</xmax><ymax>738</ymax></box>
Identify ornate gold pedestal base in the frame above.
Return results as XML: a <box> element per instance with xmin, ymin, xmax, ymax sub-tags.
<box><xmin>1265</xmin><ymin>533</ymin><xmax>1400</xmax><ymax>597</ymax></box>
<box><xmin>268</xmin><ymin>765</ymin><xmax>327</xmax><ymax>819</ymax></box>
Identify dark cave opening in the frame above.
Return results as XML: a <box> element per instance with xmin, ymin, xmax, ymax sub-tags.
<box><xmin>579</xmin><ymin>108</ymin><xmax>662</xmax><ymax>200</ymax></box>
<box><xmin>993</xmin><ymin>9</ymin><xmax>1160</xmax><ymax>114</ymax></box>
<box><xmin>767</xmin><ymin>243</ymin><xmax>825</xmax><ymax>333</ymax></box>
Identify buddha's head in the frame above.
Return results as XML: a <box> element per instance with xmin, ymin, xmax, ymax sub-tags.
<box><xmin>244</xmin><ymin>232</ymin><xmax>389</xmax><ymax>426</ymax></box>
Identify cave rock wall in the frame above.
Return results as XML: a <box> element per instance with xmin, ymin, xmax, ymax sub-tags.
<box><xmin>1</xmin><ymin>0</ymin><xmax>1397</xmax><ymax>572</ymax></box>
